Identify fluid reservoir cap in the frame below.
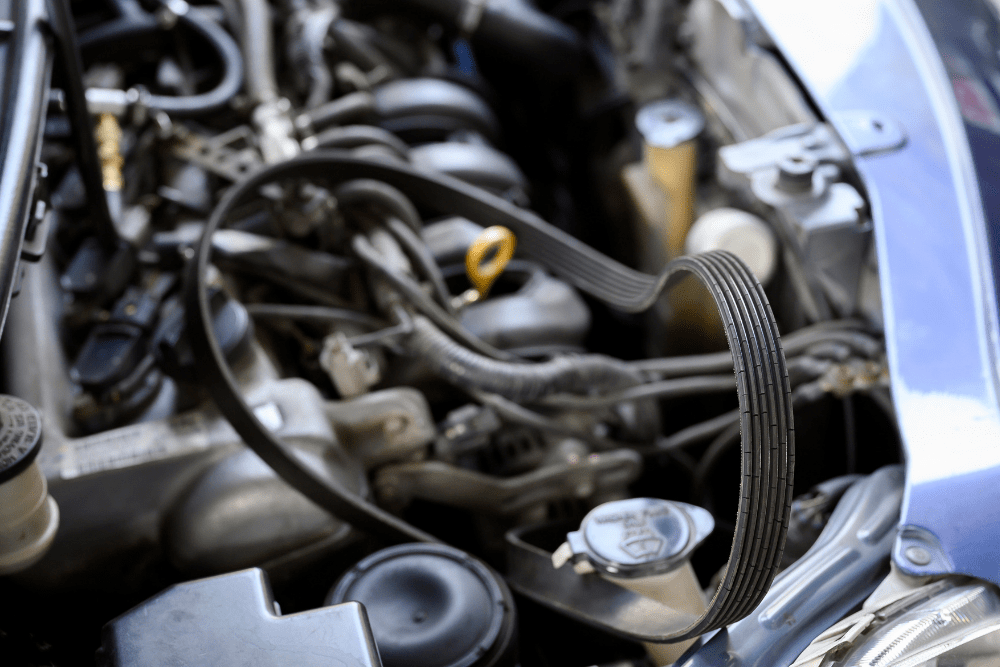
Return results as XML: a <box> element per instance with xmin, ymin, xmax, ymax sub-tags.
<box><xmin>685</xmin><ymin>207</ymin><xmax>778</xmax><ymax>285</ymax></box>
<box><xmin>563</xmin><ymin>498</ymin><xmax>714</xmax><ymax>578</ymax></box>
<box><xmin>327</xmin><ymin>543</ymin><xmax>517</xmax><ymax>667</ymax></box>
<box><xmin>0</xmin><ymin>395</ymin><xmax>43</xmax><ymax>484</ymax></box>
<box><xmin>636</xmin><ymin>100</ymin><xmax>705</xmax><ymax>149</ymax></box>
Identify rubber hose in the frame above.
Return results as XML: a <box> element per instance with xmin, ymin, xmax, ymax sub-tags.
<box><xmin>629</xmin><ymin>325</ymin><xmax>880</xmax><ymax>376</ymax></box>
<box><xmin>331</xmin><ymin>179</ymin><xmax>422</xmax><ymax>234</ymax></box>
<box><xmin>78</xmin><ymin>14</ymin><xmax>160</xmax><ymax>55</ymax></box>
<box><xmin>390</xmin><ymin>0</ymin><xmax>584</xmax><ymax>75</ymax></box>
<box><xmin>307</xmin><ymin>125</ymin><xmax>410</xmax><ymax>158</ymax></box>
<box><xmin>384</xmin><ymin>218</ymin><xmax>455</xmax><ymax>312</ymax></box>
<box><xmin>352</xmin><ymin>235</ymin><xmax>517</xmax><ymax>361</ymax></box>
<box><xmin>296</xmin><ymin>92</ymin><xmax>376</xmax><ymax>134</ymax></box>
<box><xmin>79</xmin><ymin>2</ymin><xmax>246</xmax><ymax>116</ymax></box>
<box><xmin>328</xmin><ymin>18</ymin><xmax>393</xmax><ymax>72</ymax></box>
<box><xmin>236</xmin><ymin>0</ymin><xmax>278</xmax><ymax>104</ymax></box>
<box><xmin>408</xmin><ymin>315</ymin><xmax>643</xmax><ymax>402</ymax></box>
<box><xmin>149</xmin><ymin>6</ymin><xmax>245</xmax><ymax>116</ymax></box>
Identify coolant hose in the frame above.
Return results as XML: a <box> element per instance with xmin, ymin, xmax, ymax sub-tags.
<box><xmin>152</xmin><ymin>4</ymin><xmax>245</xmax><ymax>115</ymax></box>
<box><xmin>408</xmin><ymin>315</ymin><xmax>642</xmax><ymax>401</ymax></box>
<box><xmin>80</xmin><ymin>0</ymin><xmax>245</xmax><ymax>116</ymax></box>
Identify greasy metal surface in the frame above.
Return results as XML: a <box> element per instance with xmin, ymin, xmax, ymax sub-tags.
<box><xmin>677</xmin><ymin>466</ymin><xmax>904</xmax><ymax>667</ymax></box>
<box><xmin>742</xmin><ymin>0</ymin><xmax>1000</xmax><ymax>584</ymax></box>
<box><xmin>96</xmin><ymin>568</ymin><xmax>382</xmax><ymax>667</ymax></box>
<box><xmin>2</xmin><ymin>255</ymin><xmax>367</xmax><ymax>584</ymax></box>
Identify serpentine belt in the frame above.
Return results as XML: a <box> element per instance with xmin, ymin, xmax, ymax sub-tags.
<box><xmin>184</xmin><ymin>151</ymin><xmax>795</xmax><ymax>637</ymax></box>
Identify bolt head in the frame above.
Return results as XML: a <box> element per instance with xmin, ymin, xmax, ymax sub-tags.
<box><xmin>904</xmin><ymin>545</ymin><xmax>932</xmax><ymax>566</ymax></box>
<box><xmin>776</xmin><ymin>155</ymin><xmax>818</xmax><ymax>192</ymax></box>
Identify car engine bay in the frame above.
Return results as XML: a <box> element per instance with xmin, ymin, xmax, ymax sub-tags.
<box><xmin>2</xmin><ymin>0</ymin><xmax>999</xmax><ymax>665</ymax></box>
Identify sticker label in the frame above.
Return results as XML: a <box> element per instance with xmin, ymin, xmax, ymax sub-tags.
<box><xmin>61</xmin><ymin>411</ymin><xmax>214</xmax><ymax>479</ymax></box>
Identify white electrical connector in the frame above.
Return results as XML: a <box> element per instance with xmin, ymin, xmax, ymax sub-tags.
<box><xmin>320</xmin><ymin>333</ymin><xmax>381</xmax><ymax>398</ymax></box>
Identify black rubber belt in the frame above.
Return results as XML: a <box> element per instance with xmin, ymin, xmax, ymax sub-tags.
<box><xmin>184</xmin><ymin>151</ymin><xmax>794</xmax><ymax>630</ymax></box>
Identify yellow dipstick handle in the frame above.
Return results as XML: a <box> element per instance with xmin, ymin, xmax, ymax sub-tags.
<box><xmin>466</xmin><ymin>225</ymin><xmax>516</xmax><ymax>298</ymax></box>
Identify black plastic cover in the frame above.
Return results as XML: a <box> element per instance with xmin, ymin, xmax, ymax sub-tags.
<box><xmin>96</xmin><ymin>568</ymin><xmax>383</xmax><ymax>667</ymax></box>
<box><xmin>328</xmin><ymin>543</ymin><xmax>517</xmax><ymax>667</ymax></box>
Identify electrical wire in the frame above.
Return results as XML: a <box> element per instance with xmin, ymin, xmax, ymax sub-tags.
<box><xmin>630</xmin><ymin>325</ymin><xmax>881</xmax><ymax>376</ymax></box>
<box><xmin>537</xmin><ymin>375</ymin><xmax>737</xmax><ymax>409</ymax></box>
<box><xmin>384</xmin><ymin>217</ymin><xmax>455</xmax><ymax>314</ymax></box>
<box><xmin>470</xmin><ymin>391</ymin><xmax>622</xmax><ymax>450</ymax></box>
<box><xmin>245</xmin><ymin>303</ymin><xmax>386</xmax><ymax>329</ymax></box>
<box><xmin>352</xmin><ymin>234</ymin><xmax>516</xmax><ymax>361</ymax></box>
<box><xmin>636</xmin><ymin>408</ymin><xmax>741</xmax><ymax>457</ymax></box>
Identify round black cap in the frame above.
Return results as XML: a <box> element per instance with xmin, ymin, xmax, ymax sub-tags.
<box><xmin>327</xmin><ymin>544</ymin><xmax>516</xmax><ymax>667</ymax></box>
<box><xmin>0</xmin><ymin>395</ymin><xmax>43</xmax><ymax>484</ymax></box>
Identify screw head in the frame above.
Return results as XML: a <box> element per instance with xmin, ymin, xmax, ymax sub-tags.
<box><xmin>904</xmin><ymin>545</ymin><xmax>932</xmax><ymax>566</ymax></box>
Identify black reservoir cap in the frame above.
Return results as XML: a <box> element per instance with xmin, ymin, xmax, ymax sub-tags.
<box><xmin>0</xmin><ymin>395</ymin><xmax>42</xmax><ymax>484</ymax></box>
<box><xmin>327</xmin><ymin>543</ymin><xmax>517</xmax><ymax>667</ymax></box>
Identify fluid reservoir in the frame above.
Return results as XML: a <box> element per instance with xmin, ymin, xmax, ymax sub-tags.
<box><xmin>623</xmin><ymin>100</ymin><xmax>723</xmax><ymax>353</ymax></box>
<box><xmin>553</xmin><ymin>498</ymin><xmax>713</xmax><ymax>666</ymax></box>
<box><xmin>0</xmin><ymin>395</ymin><xmax>59</xmax><ymax>574</ymax></box>
<box><xmin>685</xmin><ymin>207</ymin><xmax>778</xmax><ymax>285</ymax></box>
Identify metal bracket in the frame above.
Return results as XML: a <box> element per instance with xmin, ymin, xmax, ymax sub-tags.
<box><xmin>831</xmin><ymin>110</ymin><xmax>907</xmax><ymax>156</ymax></box>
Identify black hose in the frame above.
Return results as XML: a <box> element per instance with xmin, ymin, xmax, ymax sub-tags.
<box><xmin>691</xmin><ymin>422</ymin><xmax>742</xmax><ymax>504</ymax></box>
<box><xmin>80</xmin><ymin>1</ymin><xmax>245</xmax><ymax>116</ymax></box>
<box><xmin>630</xmin><ymin>326</ymin><xmax>881</xmax><ymax>376</ymax></box>
<box><xmin>306</xmin><ymin>125</ymin><xmax>411</xmax><ymax>158</ymax></box>
<box><xmin>388</xmin><ymin>0</ymin><xmax>585</xmax><ymax>76</ymax></box>
<box><xmin>407</xmin><ymin>314</ymin><xmax>643</xmax><ymax>402</ymax></box>
<box><xmin>245</xmin><ymin>303</ymin><xmax>386</xmax><ymax>329</ymax></box>
<box><xmin>352</xmin><ymin>235</ymin><xmax>516</xmax><ymax>361</ymax></box>
<box><xmin>471</xmin><ymin>391</ymin><xmax>622</xmax><ymax>450</ymax></box>
<box><xmin>49</xmin><ymin>0</ymin><xmax>117</xmax><ymax>243</ymax></box>
<box><xmin>149</xmin><ymin>6</ymin><xmax>244</xmax><ymax>115</ymax></box>
<box><xmin>150</xmin><ymin>5</ymin><xmax>245</xmax><ymax>115</ymax></box>
<box><xmin>295</xmin><ymin>92</ymin><xmax>377</xmax><ymax>134</ymax></box>
<box><xmin>79</xmin><ymin>0</ymin><xmax>158</xmax><ymax>53</ymax></box>
<box><xmin>332</xmin><ymin>179</ymin><xmax>422</xmax><ymax>234</ymax></box>
<box><xmin>328</xmin><ymin>18</ymin><xmax>395</xmax><ymax>73</ymax></box>
<box><xmin>647</xmin><ymin>409</ymin><xmax>741</xmax><ymax>455</ymax></box>
<box><xmin>384</xmin><ymin>218</ymin><xmax>454</xmax><ymax>313</ymax></box>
